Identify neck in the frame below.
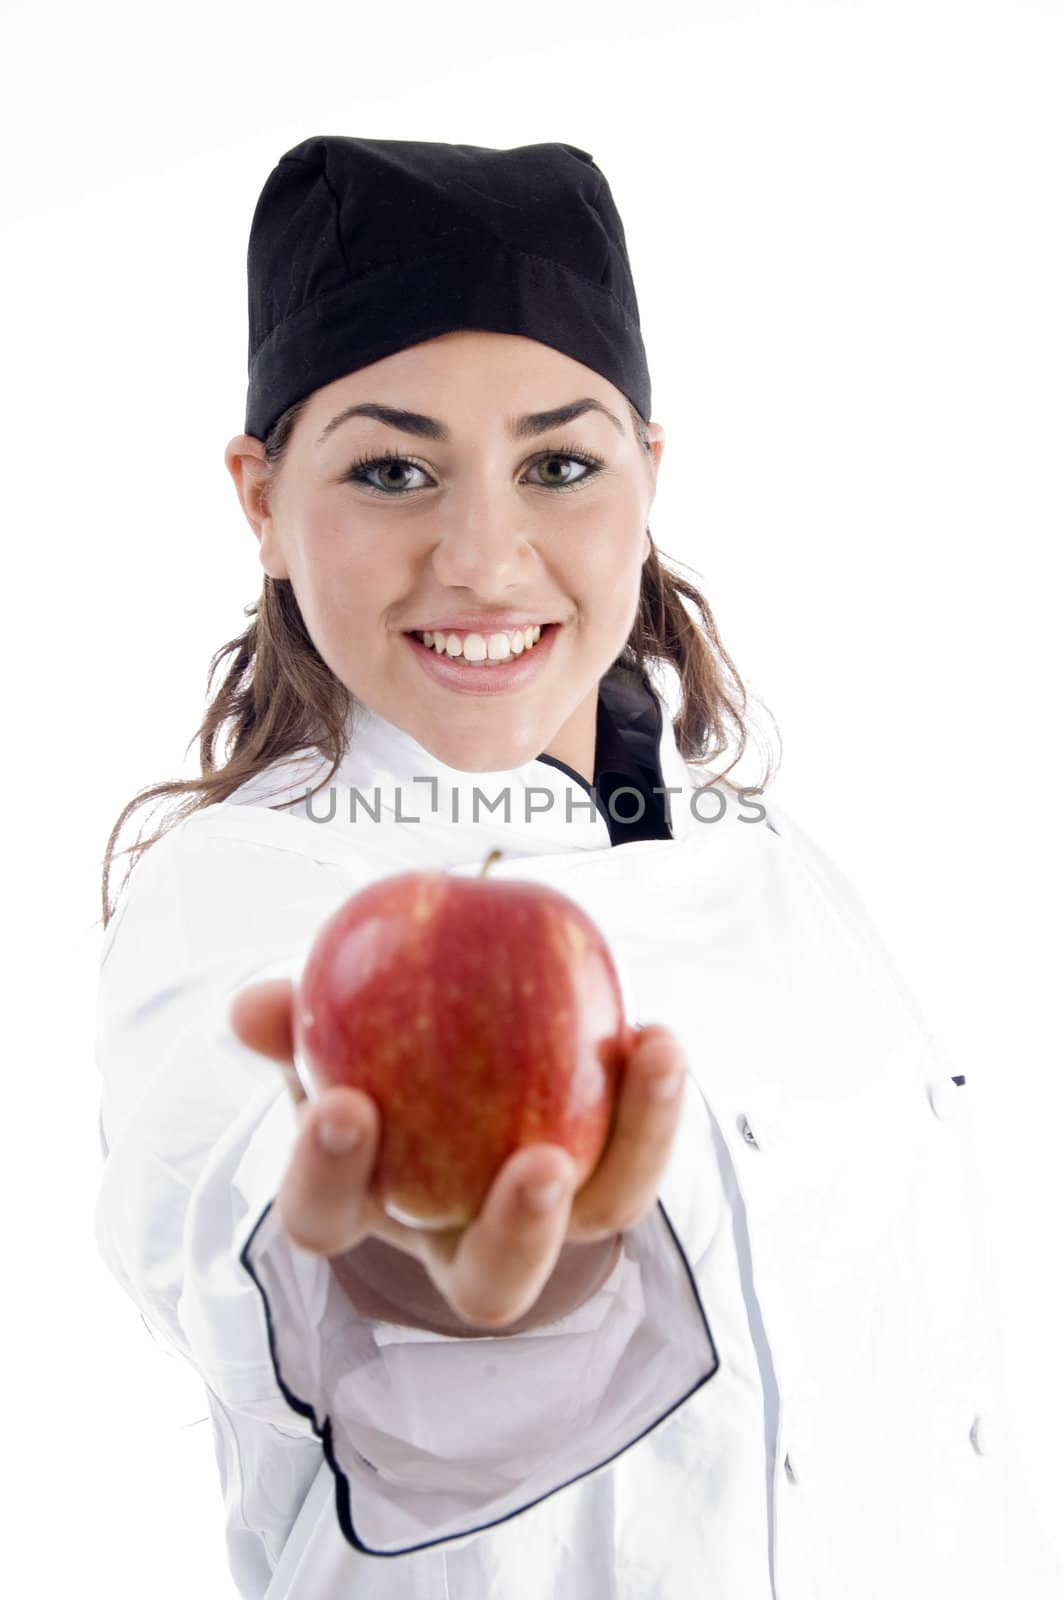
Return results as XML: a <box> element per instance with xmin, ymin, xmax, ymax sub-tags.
<box><xmin>539</xmin><ymin>685</ymin><xmax>599</xmax><ymax>785</ymax></box>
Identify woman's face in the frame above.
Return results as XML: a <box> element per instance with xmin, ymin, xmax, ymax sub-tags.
<box><xmin>226</xmin><ymin>330</ymin><xmax>664</xmax><ymax>778</ymax></box>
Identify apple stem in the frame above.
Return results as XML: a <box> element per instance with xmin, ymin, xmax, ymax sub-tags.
<box><xmin>480</xmin><ymin>849</ymin><xmax>503</xmax><ymax>878</ymax></box>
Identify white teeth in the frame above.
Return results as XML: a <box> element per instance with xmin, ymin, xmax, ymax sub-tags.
<box><xmin>417</xmin><ymin>625</ymin><xmax>549</xmax><ymax>665</ymax></box>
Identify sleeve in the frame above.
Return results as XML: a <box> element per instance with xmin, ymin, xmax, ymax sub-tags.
<box><xmin>94</xmin><ymin>814</ymin><xmax>721</xmax><ymax>1558</ymax></box>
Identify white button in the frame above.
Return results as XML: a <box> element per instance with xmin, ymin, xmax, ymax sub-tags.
<box><xmin>784</xmin><ymin>1451</ymin><xmax>800</xmax><ymax>1484</ymax></box>
<box><xmin>929</xmin><ymin>1075</ymin><xmax>967</xmax><ymax>1120</ymax></box>
<box><xmin>739</xmin><ymin>1113</ymin><xmax>761</xmax><ymax>1151</ymax></box>
<box><xmin>969</xmin><ymin>1413</ymin><xmax>993</xmax><ymax>1456</ymax></box>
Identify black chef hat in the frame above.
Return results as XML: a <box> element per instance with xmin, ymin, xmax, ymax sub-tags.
<box><xmin>243</xmin><ymin>134</ymin><xmax>652</xmax><ymax>443</ymax></box>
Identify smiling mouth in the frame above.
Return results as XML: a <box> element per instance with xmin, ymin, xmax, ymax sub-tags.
<box><xmin>406</xmin><ymin>623</ymin><xmax>551</xmax><ymax>665</ymax></box>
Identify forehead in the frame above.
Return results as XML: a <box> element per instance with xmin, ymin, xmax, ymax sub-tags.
<box><xmin>310</xmin><ymin>331</ymin><xmax>626</xmax><ymax>418</ymax></box>
<box><xmin>303</xmin><ymin>332</ymin><xmax>632</xmax><ymax>453</ymax></box>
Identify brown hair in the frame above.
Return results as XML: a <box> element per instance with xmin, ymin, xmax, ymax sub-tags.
<box><xmin>99</xmin><ymin>396</ymin><xmax>779</xmax><ymax>928</ymax></box>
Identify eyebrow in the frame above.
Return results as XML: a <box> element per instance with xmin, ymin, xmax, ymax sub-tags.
<box><xmin>316</xmin><ymin>396</ymin><xmax>625</xmax><ymax>448</ymax></box>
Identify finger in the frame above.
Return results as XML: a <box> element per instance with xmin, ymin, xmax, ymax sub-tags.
<box><xmin>568</xmin><ymin>1024</ymin><xmax>687</xmax><ymax>1241</ymax></box>
<box><xmin>275</xmin><ymin>1085</ymin><xmax>382</xmax><ymax>1256</ymax></box>
<box><xmin>228</xmin><ymin>979</ymin><xmax>305</xmax><ymax>1105</ymax></box>
<box><xmin>229</xmin><ymin>978</ymin><xmax>296</xmax><ymax>1061</ymax></box>
<box><xmin>425</xmin><ymin>1144</ymin><xmax>577</xmax><ymax>1329</ymax></box>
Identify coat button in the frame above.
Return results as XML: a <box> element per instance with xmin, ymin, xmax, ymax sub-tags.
<box><xmin>738</xmin><ymin>1114</ymin><xmax>761</xmax><ymax>1151</ymax></box>
<box><xmin>784</xmin><ymin>1451</ymin><xmax>800</xmax><ymax>1484</ymax></box>
<box><xmin>969</xmin><ymin>1413</ymin><xmax>993</xmax><ymax>1456</ymax></box>
<box><xmin>929</xmin><ymin>1075</ymin><xmax>967</xmax><ymax>1120</ymax></box>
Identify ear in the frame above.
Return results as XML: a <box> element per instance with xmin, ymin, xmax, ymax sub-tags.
<box><xmin>643</xmin><ymin>424</ymin><xmax>664</xmax><ymax>546</ymax></box>
<box><xmin>224</xmin><ymin>435</ymin><xmax>290</xmax><ymax>580</ymax></box>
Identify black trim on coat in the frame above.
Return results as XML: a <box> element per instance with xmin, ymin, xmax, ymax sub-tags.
<box><xmin>238</xmin><ymin>1195</ymin><xmax>720</xmax><ymax>1559</ymax></box>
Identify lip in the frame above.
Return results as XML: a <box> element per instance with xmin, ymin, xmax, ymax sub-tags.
<box><xmin>405</xmin><ymin>614</ymin><xmax>559</xmax><ymax>633</ymax></box>
<box><xmin>403</xmin><ymin>622</ymin><xmax>560</xmax><ymax>696</ymax></box>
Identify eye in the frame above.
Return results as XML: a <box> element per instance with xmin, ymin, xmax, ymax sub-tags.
<box><xmin>343</xmin><ymin>444</ymin><xmax>606</xmax><ymax>497</ymax></box>
<box><xmin>344</xmin><ymin>448</ymin><xmax>430</xmax><ymax>495</ymax></box>
<box><xmin>528</xmin><ymin>450</ymin><xmax>604</xmax><ymax>491</ymax></box>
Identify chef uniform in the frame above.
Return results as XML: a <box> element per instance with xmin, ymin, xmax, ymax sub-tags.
<box><xmin>94</xmin><ymin>658</ymin><xmax>1063</xmax><ymax>1598</ymax></box>
<box><xmin>94</xmin><ymin>134</ymin><xmax>1063</xmax><ymax>1597</ymax></box>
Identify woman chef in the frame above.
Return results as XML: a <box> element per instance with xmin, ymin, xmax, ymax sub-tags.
<box><xmin>94</xmin><ymin>136</ymin><xmax>1062</xmax><ymax>1599</ymax></box>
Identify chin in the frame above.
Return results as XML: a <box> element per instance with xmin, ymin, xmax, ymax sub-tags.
<box><xmin>418</xmin><ymin>722</ymin><xmax>542</xmax><ymax>775</ymax></box>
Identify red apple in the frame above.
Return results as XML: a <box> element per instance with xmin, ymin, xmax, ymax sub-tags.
<box><xmin>294</xmin><ymin>852</ymin><xmax>631</xmax><ymax>1229</ymax></box>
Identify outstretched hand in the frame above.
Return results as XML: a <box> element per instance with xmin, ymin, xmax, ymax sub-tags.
<box><xmin>230</xmin><ymin>978</ymin><xmax>687</xmax><ymax>1331</ymax></box>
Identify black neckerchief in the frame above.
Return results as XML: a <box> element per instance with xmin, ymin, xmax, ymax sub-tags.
<box><xmin>535</xmin><ymin>663</ymin><xmax>672</xmax><ymax>845</ymax></box>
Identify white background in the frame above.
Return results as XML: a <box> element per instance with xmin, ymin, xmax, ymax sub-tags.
<box><xmin>4</xmin><ymin>0</ymin><xmax>1061</xmax><ymax>1592</ymax></box>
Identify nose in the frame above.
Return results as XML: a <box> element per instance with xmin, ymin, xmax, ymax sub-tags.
<box><xmin>428</xmin><ymin>500</ymin><xmax>532</xmax><ymax>592</ymax></box>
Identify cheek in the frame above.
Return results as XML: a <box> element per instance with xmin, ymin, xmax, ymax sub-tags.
<box><xmin>569</xmin><ymin>512</ymin><xmax>643</xmax><ymax>582</ymax></box>
<box><xmin>568</xmin><ymin>526</ymin><xmax>646</xmax><ymax>630</ymax></box>
<box><xmin>287</xmin><ymin>523</ymin><xmax>390</xmax><ymax>653</ymax></box>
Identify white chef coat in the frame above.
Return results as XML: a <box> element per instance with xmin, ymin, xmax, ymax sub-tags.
<box><xmin>94</xmin><ymin>662</ymin><xmax>1064</xmax><ymax>1599</ymax></box>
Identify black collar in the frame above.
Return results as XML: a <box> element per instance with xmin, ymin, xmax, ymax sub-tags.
<box><xmin>535</xmin><ymin>662</ymin><xmax>672</xmax><ymax>845</ymax></box>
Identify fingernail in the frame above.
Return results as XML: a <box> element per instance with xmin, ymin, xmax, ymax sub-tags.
<box><xmin>521</xmin><ymin>1178</ymin><xmax>565</xmax><ymax>1213</ymax></box>
<box><xmin>647</xmin><ymin>1071</ymin><xmax>684</xmax><ymax>1102</ymax></box>
<box><xmin>318</xmin><ymin>1117</ymin><xmax>362</xmax><ymax>1154</ymax></box>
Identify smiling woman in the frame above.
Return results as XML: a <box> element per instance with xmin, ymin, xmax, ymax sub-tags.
<box><xmin>93</xmin><ymin>133</ymin><xmax>1058</xmax><ymax>1600</ymax></box>
<box><xmin>100</xmin><ymin>331</ymin><xmax>760</xmax><ymax>921</ymax></box>
<box><xmin>225</xmin><ymin>329</ymin><xmax>712</xmax><ymax>781</ymax></box>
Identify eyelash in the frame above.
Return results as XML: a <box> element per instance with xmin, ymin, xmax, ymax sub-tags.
<box><xmin>343</xmin><ymin>441</ymin><xmax>607</xmax><ymax>497</ymax></box>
